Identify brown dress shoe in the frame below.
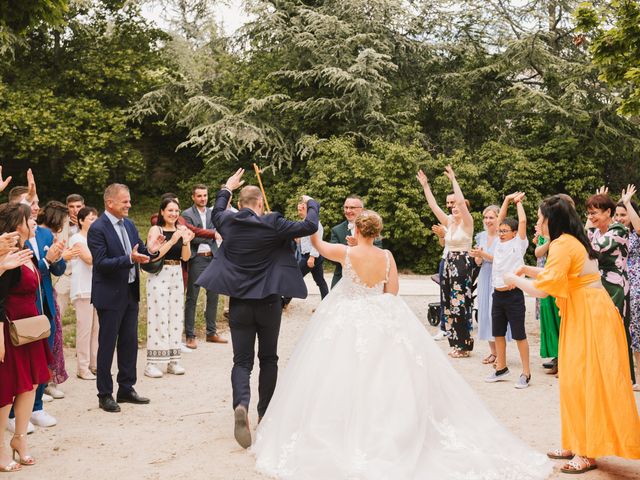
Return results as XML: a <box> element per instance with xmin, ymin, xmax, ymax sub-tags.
<box><xmin>206</xmin><ymin>334</ymin><xmax>228</xmax><ymax>344</ymax></box>
<box><xmin>186</xmin><ymin>337</ymin><xmax>197</xmax><ymax>349</ymax></box>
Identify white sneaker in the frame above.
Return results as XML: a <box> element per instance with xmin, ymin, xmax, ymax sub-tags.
<box><xmin>432</xmin><ymin>330</ymin><xmax>448</xmax><ymax>341</ymax></box>
<box><xmin>6</xmin><ymin>418</ymin><xmax>35</xmax><ymax>434</ymax></box>
<box><xmin>167</xmin><ymin>361</ymin><xmax>185</xmax><ymax>375</ymax></box>
<box><xmin>42</xmin><ymin>393</ymin><xmax>54</xmax><ymax>403</ymax></box>
<box><xmin>45</xmin><ymin>383</ymin><xmax>65</xmax><ymax>399</ymax></box>
<box><xmin>30</xmin><ymin>410</ymin><xmax>57</xmax><ymax>427</ymax></box>
<box><xmin>180</xmin><ymin>343</ymin><xmax>193</xmax><ymax>354</ymax></box>
<box><xmin>144</xmin><ymin>363</ymin><xmax>163</xmax><ymax>378</ymax></box>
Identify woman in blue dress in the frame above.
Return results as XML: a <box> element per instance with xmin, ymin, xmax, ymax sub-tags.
<box><xmin>471</xmin><ymin>205</ymin><xmax>501</xmax><ymax>364</ymax></box>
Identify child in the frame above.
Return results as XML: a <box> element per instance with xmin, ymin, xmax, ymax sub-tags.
<box><xmin>485</xmin><ymin>192</ymin><xmax>531</xmax><ymax>388</ymax></box>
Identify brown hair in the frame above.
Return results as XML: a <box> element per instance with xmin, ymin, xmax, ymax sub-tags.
<box><xmin>36</xmin><ymin>200</ymin><xmax>68</xmax><ymax>233</ymax></box>
<box><xmin>355</xmin><ymin>210</ymin><xmax>383</xmax><ymax>238</ymax></box>
<box><xmin>238</xmin><ymin>186</ymin><xmax>262</xmax><ymax>208</ymax></box>
<box><xmin>77</xmin><ymin>206</ymin><xmax>98</xmax><ymax>229</ymax></box>
<box><xmin>0</xmin><ymin>202</ymin><xmax>31</xmax><ymax>246</ymax></box>
<box><xmin>192</xmin><ymin>184</ymin><xmax>208</xmax><ymax>195</ymax></box>
<box><xmin>8</xmin><ymin>186</ymin><xmax>28</xmax><ymax>203</ymax></box>
<box><xmin>66</xmin><ymin>194</ymin><xmax>85</xmax><ymax>205</ymax></box>
<box><xmin>585</xmin><ymin>193</ymin><xmax>616</xmax><ymax>217</ymax></box>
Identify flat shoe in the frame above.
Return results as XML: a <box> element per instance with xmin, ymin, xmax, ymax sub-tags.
<box><xmin>482</xmin><ymin>354</ymin><xmax>496</xmax><ymax>364</ymax></box>
<box><xmin>234</xmin><ymin>405</ymin><xmax>251</xmax><ymax>449</ymax></box>
<box><xmin>560</xmin><ymin>458</ymin><xmax>597</xmax><ymax>474</ymax></box>
<box><xmin>546</xmin><ymin>448</ymin><xmax>573</xmax><ymax>460</ymax></box>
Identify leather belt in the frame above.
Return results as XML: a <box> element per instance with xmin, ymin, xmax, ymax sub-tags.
<box><xmin>196</xmin><ymin>252</ymin><xmax>213</xmax><ymax>257</ymax></box>
<box><xmin>164</xmin><ymin>260</ymin><xmax>181</xmax><ymax>265</ymax></box>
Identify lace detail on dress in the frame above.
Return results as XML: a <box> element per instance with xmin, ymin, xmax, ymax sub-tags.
<box><xmin>341</xmin><ymin>247</ymin><xmax>388</xmax><ymax>298</ymax></box>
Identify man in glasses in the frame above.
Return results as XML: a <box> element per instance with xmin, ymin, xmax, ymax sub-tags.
<box><xmin>329</xmin><ymin>195</ymin><xmax>381</xmax><ymax>288</ymax></box>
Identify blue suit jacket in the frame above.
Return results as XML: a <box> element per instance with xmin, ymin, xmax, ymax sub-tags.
<box><xmin>29</xmin><ymin>226</ymin><xmax>66</xmax><ymax>321</ymax></box>
<box><xmin>87</xmin><ymin>213</ymin><xmax>152</xmax><ymax>311</ymax></box>
<box><xmin>196</xmin><ymin>190</ymin><xmax>319</xmax><ymax>299</ymax></box>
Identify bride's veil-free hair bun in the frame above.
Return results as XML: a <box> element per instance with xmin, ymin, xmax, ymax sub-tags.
<box><xmin>355</xmin><ymin>210</ymin><xmax>383</xmax><ymax>238</ymax></box>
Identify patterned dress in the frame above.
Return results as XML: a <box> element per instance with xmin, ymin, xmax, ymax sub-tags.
<box><xmin>537</xmin><ymin>236</ymin><xmax>561</xmax><ymax>358</ymax></box>
<box><xmin>146</xmin><ymin>230</ymin><xmax>184</xmax><ymax>365</ymax></box>
<box><xmin>627</xmin><ymin>231</ymin><xmax>640</xmax><ymax>353</ymax></box>
<box><xmin>588</xmin><ymin>222</ymin><xmax>634</xmax><ymax>382</ymax></box>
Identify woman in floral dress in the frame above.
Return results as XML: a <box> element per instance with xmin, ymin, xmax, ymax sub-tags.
<box><xmin>586</xmin><ymin>191</ymin><xmax>634</xmax><ymax>384</ymax></box>
<box><xmin>614</xmin><ymin>185</ymin><xmax>640</xmax><ymax>391</ymax></box>
<box><xmin>417</xmin><ymin>165</ymin><xmax>476</xmax><ymax>357</ymax></box>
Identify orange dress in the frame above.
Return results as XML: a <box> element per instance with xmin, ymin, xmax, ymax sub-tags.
<box><xmin>534</xmin><ymin>234</ymin><xmax>640</xmax><ymax>458</ymax></box>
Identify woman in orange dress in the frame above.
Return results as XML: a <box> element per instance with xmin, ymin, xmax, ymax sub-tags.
<box><xmin>505</xmin><ymin>195</ymin><xmax>640</xmax><ymax>474</ymax></box>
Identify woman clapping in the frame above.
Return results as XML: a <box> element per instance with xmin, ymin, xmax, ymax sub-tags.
<box><xmin>144</xmin><ymin>198</ymin><xmax>194</xmax><ymax>378</ymax></box>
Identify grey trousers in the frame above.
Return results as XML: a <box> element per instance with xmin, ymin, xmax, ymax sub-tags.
<box><xmin>185</xmin><ymin>255</ymin><xmax>219</xmax><ymax>337</ymax></box>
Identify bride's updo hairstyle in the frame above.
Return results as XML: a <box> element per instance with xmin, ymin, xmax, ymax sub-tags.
<box><xmin>355</xmin><ymin>210</ymin><xmax>383</xmax><ymax>238</ymax></box>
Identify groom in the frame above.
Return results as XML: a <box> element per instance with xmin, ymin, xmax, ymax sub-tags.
<box><xmin>196</xmin><ymin>168</ymin><xmax>319</xmax><ymax>448</ymax></box>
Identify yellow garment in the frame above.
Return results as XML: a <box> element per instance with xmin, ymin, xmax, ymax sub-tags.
<box><xmin>534</xmin><ymin>234</ymin><xmax>640</xmax><ymax>459</ymax></box>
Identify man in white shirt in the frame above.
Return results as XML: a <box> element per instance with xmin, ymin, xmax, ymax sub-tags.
<box><xmin>297</xmin><ymin>199</ymin><xmax>329</xmax><ymax>298</ymax></box>
<box><xmin>485</xmin><ymin>192</ymin><xmax>530</xmax><ymax>389</ymax></box>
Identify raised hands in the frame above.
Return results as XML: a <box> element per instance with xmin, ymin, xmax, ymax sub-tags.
<box><xmin>0</xmin><ymin>166</ymin><xmax>12</xmax><ymax>193</ymax></box>
<box><xmin>416</xmin><ymin>170</ymin><xmax>429</xmax><ymax>189</ymax></box>
<box><xmin>225</xmin><ymin>168</ymin><xmax>245</xmax><ymax>192</ymax></box>
<box><xmin>443</xmin><ymin>165</ymin><xmax>456</xmax><ymax>182</ymax></box>
<box><xmin>26</xmin><ymin>168</ymin><xmax>38</xmax><ymax>203</ymax></box>
<box><xmin>0</xmin><ymin>232</ymin><xmax>20</xmax><ymax>257</ymax></box>
<box><xmin>505</xmin><ymin>192</ymin><xmax>525</xmax><ymax>204</ymax></box>
<box><xmin>596</xmin><ymin>185</ymin><xmax>609</xmax><ymax>196</ymax></box>
<box><xmin>431</xmin><ymin>224</ymin><xmax>445</xmax><ymax>238</ymax></box>
<box><xmin>620</xmin><ymin>184</ymin><xmax>636</xmax><ymax>205</ymax></box>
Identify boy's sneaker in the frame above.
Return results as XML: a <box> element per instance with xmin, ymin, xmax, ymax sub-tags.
<box><xmin>433</xmin><ymin>330</ymin><xmax>450</xmax><ymax>341</ymax></box>
<box><xmin>485</xmin><ymin>367</ymin><xmax>510</xmax><ymax>382</ymax></box>
<box><xmin>514</xmin><ymin>373</ymin><xmax>531</xmax><ymax>389</ymax></box>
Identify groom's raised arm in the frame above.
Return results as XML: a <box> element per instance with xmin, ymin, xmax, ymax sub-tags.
<box><xmin>275</xmin><ymin>199</ymin><xmax>319</xmax><ymax>239</ymax></box>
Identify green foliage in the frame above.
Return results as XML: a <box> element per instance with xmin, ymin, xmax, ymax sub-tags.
<box><xmin>576</xmin><ymin>0</ymin><xmax>640</xmax><ymax>116</ymax></box>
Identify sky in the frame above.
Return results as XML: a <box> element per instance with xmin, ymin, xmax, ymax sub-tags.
<box><xmin>141</xmin><ymin>0</ymin><xmax>249</xmax><ymax>36</ymax></box>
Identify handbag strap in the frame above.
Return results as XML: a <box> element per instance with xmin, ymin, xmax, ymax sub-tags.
<box><xmin>5</xmin><ymin>263</ymin><xmax>46</xmax><ymax>322</ymax></box>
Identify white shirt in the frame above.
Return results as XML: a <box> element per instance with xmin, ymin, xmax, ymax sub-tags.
<box><xmin>300</xmin><ymin>222</ymin><xmax>323</xmax><ymax>258</ymax></box>
<box><xmin>491</xmin><ymin>236</ymin><xmax>529</xmax><ymax>289</ymax></box>
<box><xmin>196</xmin><ymin>207</ymin><xmax>211</xmax><ymax>254</ymax></box>
<box><xmin>68</xmin><ymin>233</ymin><xmax>92</xmax><ymax>300</ymax></box>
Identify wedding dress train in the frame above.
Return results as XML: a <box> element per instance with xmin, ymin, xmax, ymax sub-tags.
<box><xmin>252</xmin><ymin>249</ymin><xmax>552</xmax><ymax>480</ymax></box>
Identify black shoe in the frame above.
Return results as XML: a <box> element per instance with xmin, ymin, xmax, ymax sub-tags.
<box><xmin>542</xmin><ymin>358</ymin><xmax>558</xmax><ymax>369</ymax></box>
<box><xmin>99</xmin><ymin>395</ymin><xmax>121</xmax><ymax>413</ymax></box>
<box><xmin>116</xmin><ymin>389</ymin><xmax>150</xmax><ymax>405</ymax></box>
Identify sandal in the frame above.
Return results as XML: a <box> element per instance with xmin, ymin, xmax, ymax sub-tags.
<box><xmin>0</xmin><ymin>460</ymin><xmax>21</xmax><ymax>472</ymax></box>
<box><xmin>560</xmin><ymin>456</ymin><xmax>597</xmax><ymax>474</ymax></box>
<box><xmin>449</xmin><ymin>349</ymin><xmax>470</xmax><ymax>358</ymax></box>
<box><xmin>482</xmin><ymin>354</ymin><xmax>497</xmax><ymax>364</ymax></box>
<box><xmin>546</xmin><ymin>448</ymin><xmax>573</xmax><ymax>460</ymax></box>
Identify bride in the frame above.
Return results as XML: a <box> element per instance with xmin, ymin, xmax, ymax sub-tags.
<box><xmin>252</xmin><ymin>209</ymin><xmax>552</xmax><ymax>480</ymax></box>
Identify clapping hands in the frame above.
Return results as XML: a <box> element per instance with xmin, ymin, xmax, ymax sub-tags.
<box><xmin>0</xmin><ymin>232</ymin><xmax>20</xmax><ymax>257</ymax></box>
<box><xmin>620</xmin><ymin>184</ymin><xmax>636</xmax><ymax>205</ymax></box>
<box><xmin>175</xmin><ymin>225</ymin><xmax>195</xmax><ymax>244</ymax></box>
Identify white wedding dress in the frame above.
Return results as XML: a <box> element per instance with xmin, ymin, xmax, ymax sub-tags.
<box><xmin>252</xmin><ymin>249</ymin><xmax>552</xmax><ymax>480</ymax></box>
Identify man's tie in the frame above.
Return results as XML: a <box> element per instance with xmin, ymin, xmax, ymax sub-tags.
<box><xmin>117</xmin><ymin>220</ymin><xmax>136</xmax><ymax>283</ymax></box>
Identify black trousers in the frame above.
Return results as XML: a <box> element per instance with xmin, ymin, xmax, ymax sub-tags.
<box><xmin>96</xmin><ymin>286</ymin><xmax>139</xmax><ymax>397</ymax></box>
<box><xmin>229</xmin><ymin>294</ymin><xmax>282</xmax><ymax>418</ymax></box>
<box><xmin>298</xmin><ymin>254</ymin><xmax>329</xmax><ymax>299</ymax></box>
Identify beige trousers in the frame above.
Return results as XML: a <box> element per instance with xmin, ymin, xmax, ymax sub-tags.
<box><xmin>73</xmin><ymin>298</ymin><xmax>99</xmax><ymax>375</ymax></box>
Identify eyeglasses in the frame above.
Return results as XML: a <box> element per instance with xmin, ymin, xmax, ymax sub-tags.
<box><xmin>343</xmin><ymin>206</ymin><xmax>363</xmax><ymax>210</ymax></box>
<box><xmin>498</xmin><ymin>229</ymin><xmax>513</xmax><ymax>234</ymax></box>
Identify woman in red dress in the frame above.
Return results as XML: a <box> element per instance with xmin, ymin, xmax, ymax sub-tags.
<box><xmin>0</xmin><ymin>203</ymin><xmax>53</xmax><ymax>472</ymax></box>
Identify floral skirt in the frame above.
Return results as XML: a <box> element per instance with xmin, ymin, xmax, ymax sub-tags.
<box><xmin>441</xmin><ymin>251</ymin><xmax>476</xmax><ymax>351</ymax></box>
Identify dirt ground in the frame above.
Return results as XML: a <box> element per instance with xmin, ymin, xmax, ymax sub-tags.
<box><xmin>12</xmin><ymin>292</ymin><xmax>640</xmax><ymax>480</ymax></box>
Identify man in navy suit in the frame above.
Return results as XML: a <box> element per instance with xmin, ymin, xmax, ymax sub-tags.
<box><xmin>196</xmin><ymin>168</ymin><xmax>319</xmax><ymax>448</ymax></box>
<box><xmin>88</xmin><ymin>183</ymin><xmax>164</xmax><ymax>413</ymax></box>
